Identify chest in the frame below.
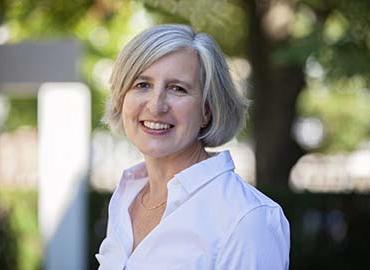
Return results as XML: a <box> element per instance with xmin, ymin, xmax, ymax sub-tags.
<box><xmin>123</xmin><ymin>206</ymin><xmax>218</xmax><ymax>270</ymax></box>
<box><xmin>101</xmin><ymin>190</ymin><xmax>235</xmax><ymax>270</ymax></box>
<box><xmin>129</xmin><ymin>198</ymin><xmax>165</xmax><ymax>251</ymax></box>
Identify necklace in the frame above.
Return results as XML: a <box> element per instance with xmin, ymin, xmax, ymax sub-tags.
<box><xmin>140</xmin><ymin>185</ymin><xmax>167</xmax><ymax>210</ymax></box>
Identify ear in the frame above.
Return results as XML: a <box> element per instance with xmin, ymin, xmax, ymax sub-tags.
<box><xmin>202</xmin><ymin>103</ymin><xmax>211</xmax><ymax>128</ymax></box>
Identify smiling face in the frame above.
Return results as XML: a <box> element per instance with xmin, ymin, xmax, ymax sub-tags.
<box><xmin>121</xmin><ymin>49</ymin><xmax>207</xmax><ymax>159</ymax></box>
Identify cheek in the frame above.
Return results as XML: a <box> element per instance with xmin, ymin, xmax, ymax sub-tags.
<box><xmin>121</xmin><ymin>98</ymin><xmax>141</xmax><ymax>127</ymax></box>
<box><xmin>175</xmin><ymin>101</ymin><xmax>203</xmax><ymax>126</ymax></box>
<box><xmin>122</xmin><ymin>94</ymin><xmax>142</xmax><ymax>115</ymax></box>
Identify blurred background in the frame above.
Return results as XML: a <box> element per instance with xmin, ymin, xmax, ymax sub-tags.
<box><xmin>0</xmin><ymin>0</ymin><xmax>370</xmax><ymax>269</ymax></box>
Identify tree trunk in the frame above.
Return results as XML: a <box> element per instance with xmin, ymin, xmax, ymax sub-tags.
<box><xmin>247</xmin><ymin>0</ymin><xmax>305</xmax><ymax>190</ymax></box>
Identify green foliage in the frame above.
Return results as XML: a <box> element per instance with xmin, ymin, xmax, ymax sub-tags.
<box><xmin>0</xmin><ymin>207</ymin><xmax>18</xmax><ymax>270</ymax></box>
<box><xmin>2</xmin><ymin>0</ymin><xmax>138</xmax><ymax>131</ymax></box>
<box><xmin>0</xmin><ymin>189</ymin><xmax>41</xmax><ymax>270</ymax></box>
<box><xmin>1</xmin><ymin>0</ymin><xmax>94</xmax><ymax>39</ymax></box>
<box><xmin>141</xmin><ymin>0</ymin><xmax>248</xmax><ymax>56</ymax></box>
<box><xmin>297</xmin><ymin>77</ymin><xmax>370</xmax><ymax>153</ymax></box>
<box><xmin>3</xmin><ymin>97</ymin><xmax>37</xmax><ymax>132</ymax></box>
<box><xmin>275</xmin><ymin>0</ymin><xmax>370</xmax><ymax>152</ymax></box>
<box><xmin>274</xmin><ymin>29</ymin><xmax>323</xmax><ymax>66</ymax></box>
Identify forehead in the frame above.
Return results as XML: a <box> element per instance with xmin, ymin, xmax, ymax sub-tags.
<box><xmin>138</xmin><ymin>49</ymin><xmax>201</xmax><ymax>83</ymax></box>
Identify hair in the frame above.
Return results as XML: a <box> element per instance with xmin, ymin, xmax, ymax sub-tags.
<box><xmin>104</xmin><ymin>24</ymin><xmax>247</xmax><ymax>147</ymax></box>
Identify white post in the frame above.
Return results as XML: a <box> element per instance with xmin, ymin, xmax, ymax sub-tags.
<box><xmin>38</xmin><ymin>83</ymin><xmax>90</xmax><ymax>270</ymax></box>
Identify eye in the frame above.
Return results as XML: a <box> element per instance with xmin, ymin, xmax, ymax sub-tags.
<box><xmin>133</xmin><ymin>82</ymin><xmax>150</xmax><ymax>89</ymax></box>
<box><xmin>168</xmin><ymin>85</ymin><xmax>187</xmax><ymax>93</ymax></box>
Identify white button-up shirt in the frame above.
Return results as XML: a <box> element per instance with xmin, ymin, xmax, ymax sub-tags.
<box><xmin>96</xmin><ymin>151</ymin><xmax>290</xmax><ymax>270</ymax></box>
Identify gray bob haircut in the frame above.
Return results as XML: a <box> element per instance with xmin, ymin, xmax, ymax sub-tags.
<box><xmin>104</xmin><ymin>24</ymin><xmax>247</xmax><ymax>147</ymax></box>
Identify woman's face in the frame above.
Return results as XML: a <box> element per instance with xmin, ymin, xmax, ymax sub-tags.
<box><xmin>121</xmin><ymin>49</ymin><xmax>206</xmax><ymax>159</ymax></box>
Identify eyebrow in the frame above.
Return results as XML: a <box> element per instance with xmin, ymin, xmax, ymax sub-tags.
<box><xmin>135</xmin><ymin>75</ymin><xmax>152</xmax><ymax>82</ymax></box>
<box><xmin>135</xmin><ymin>75</ymin><xmax>194</xmax><ymax>90</ymax></box>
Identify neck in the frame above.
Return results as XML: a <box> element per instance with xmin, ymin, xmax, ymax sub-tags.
<box><xmin>143</xmin><ymin>142</ymin><xmax>208</xmax><ymax>202</ymax></box>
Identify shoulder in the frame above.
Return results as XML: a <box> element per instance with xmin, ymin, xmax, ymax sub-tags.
<box><xmin>209</xmin><ymin>170</ymin><xmax>282</xmax><ymax>216</ymax></box>
<box><xmin>215</xmin><ymin>204</ymin><xmax>290</xmax><ymax>269</ymax></box>
<box><xmin>213</xmin><ymin>170</ymin><xmax>290</xmax><ymax>234</ymax></box>
<box><xmin>209</xmin><ymin>172</ymin><xmax>290</xmax><ymax>269</ymax></box>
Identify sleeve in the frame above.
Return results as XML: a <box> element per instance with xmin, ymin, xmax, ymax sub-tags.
<box><xmin>215</xmin><ymin>205</ymin><xmax>290</xmax><ymax>270</ymax></box>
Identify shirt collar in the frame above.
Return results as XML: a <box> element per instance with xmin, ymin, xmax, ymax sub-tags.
<box><xmin>172</xmin><ymin>150</ymin><xmax>235</xmax><ymax>194</ymax></box>
<box><xmin>121</xmin><ymin>150</ymin><xmax>235</xmax><ymax>194</ymax></box>
<box><xmin>122</xmin><ymin>162</ymin><xmax>147</xmax><ymax>181</ymax></box>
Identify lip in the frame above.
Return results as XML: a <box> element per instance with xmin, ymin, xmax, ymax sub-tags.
<box><xmin>139</xmin><ymin>121</ymin><xmax>174</xmax><ymax>136</ymax></box>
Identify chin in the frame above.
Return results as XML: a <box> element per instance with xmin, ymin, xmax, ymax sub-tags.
<box><xmin>136</xmin><ymin>144</ymin><xmax>173</xmax><ymax>158</ymax></box>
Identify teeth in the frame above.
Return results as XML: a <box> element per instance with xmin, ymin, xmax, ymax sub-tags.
<box><xmin>143</xmin><ymin>121</ymin><xmax>171</xmax><ymax>130</ymax></box>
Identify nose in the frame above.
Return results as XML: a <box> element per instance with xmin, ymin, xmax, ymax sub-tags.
<box><xmin>147</xmin><ymin>89</ymin><xmax>169</xmax><ymax>114</ymax></box>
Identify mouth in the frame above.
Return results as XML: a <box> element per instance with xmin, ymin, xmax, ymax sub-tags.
<box><xmin>140</xmin><ymin>120</ymin><xmax>174</xmax><ymax>131</ymax></box>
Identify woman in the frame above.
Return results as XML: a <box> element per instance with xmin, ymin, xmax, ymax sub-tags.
<box><xmin>96</xmin><ymin>24</ymin><xmax>290</xmax><ymax>270</ymax></box>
